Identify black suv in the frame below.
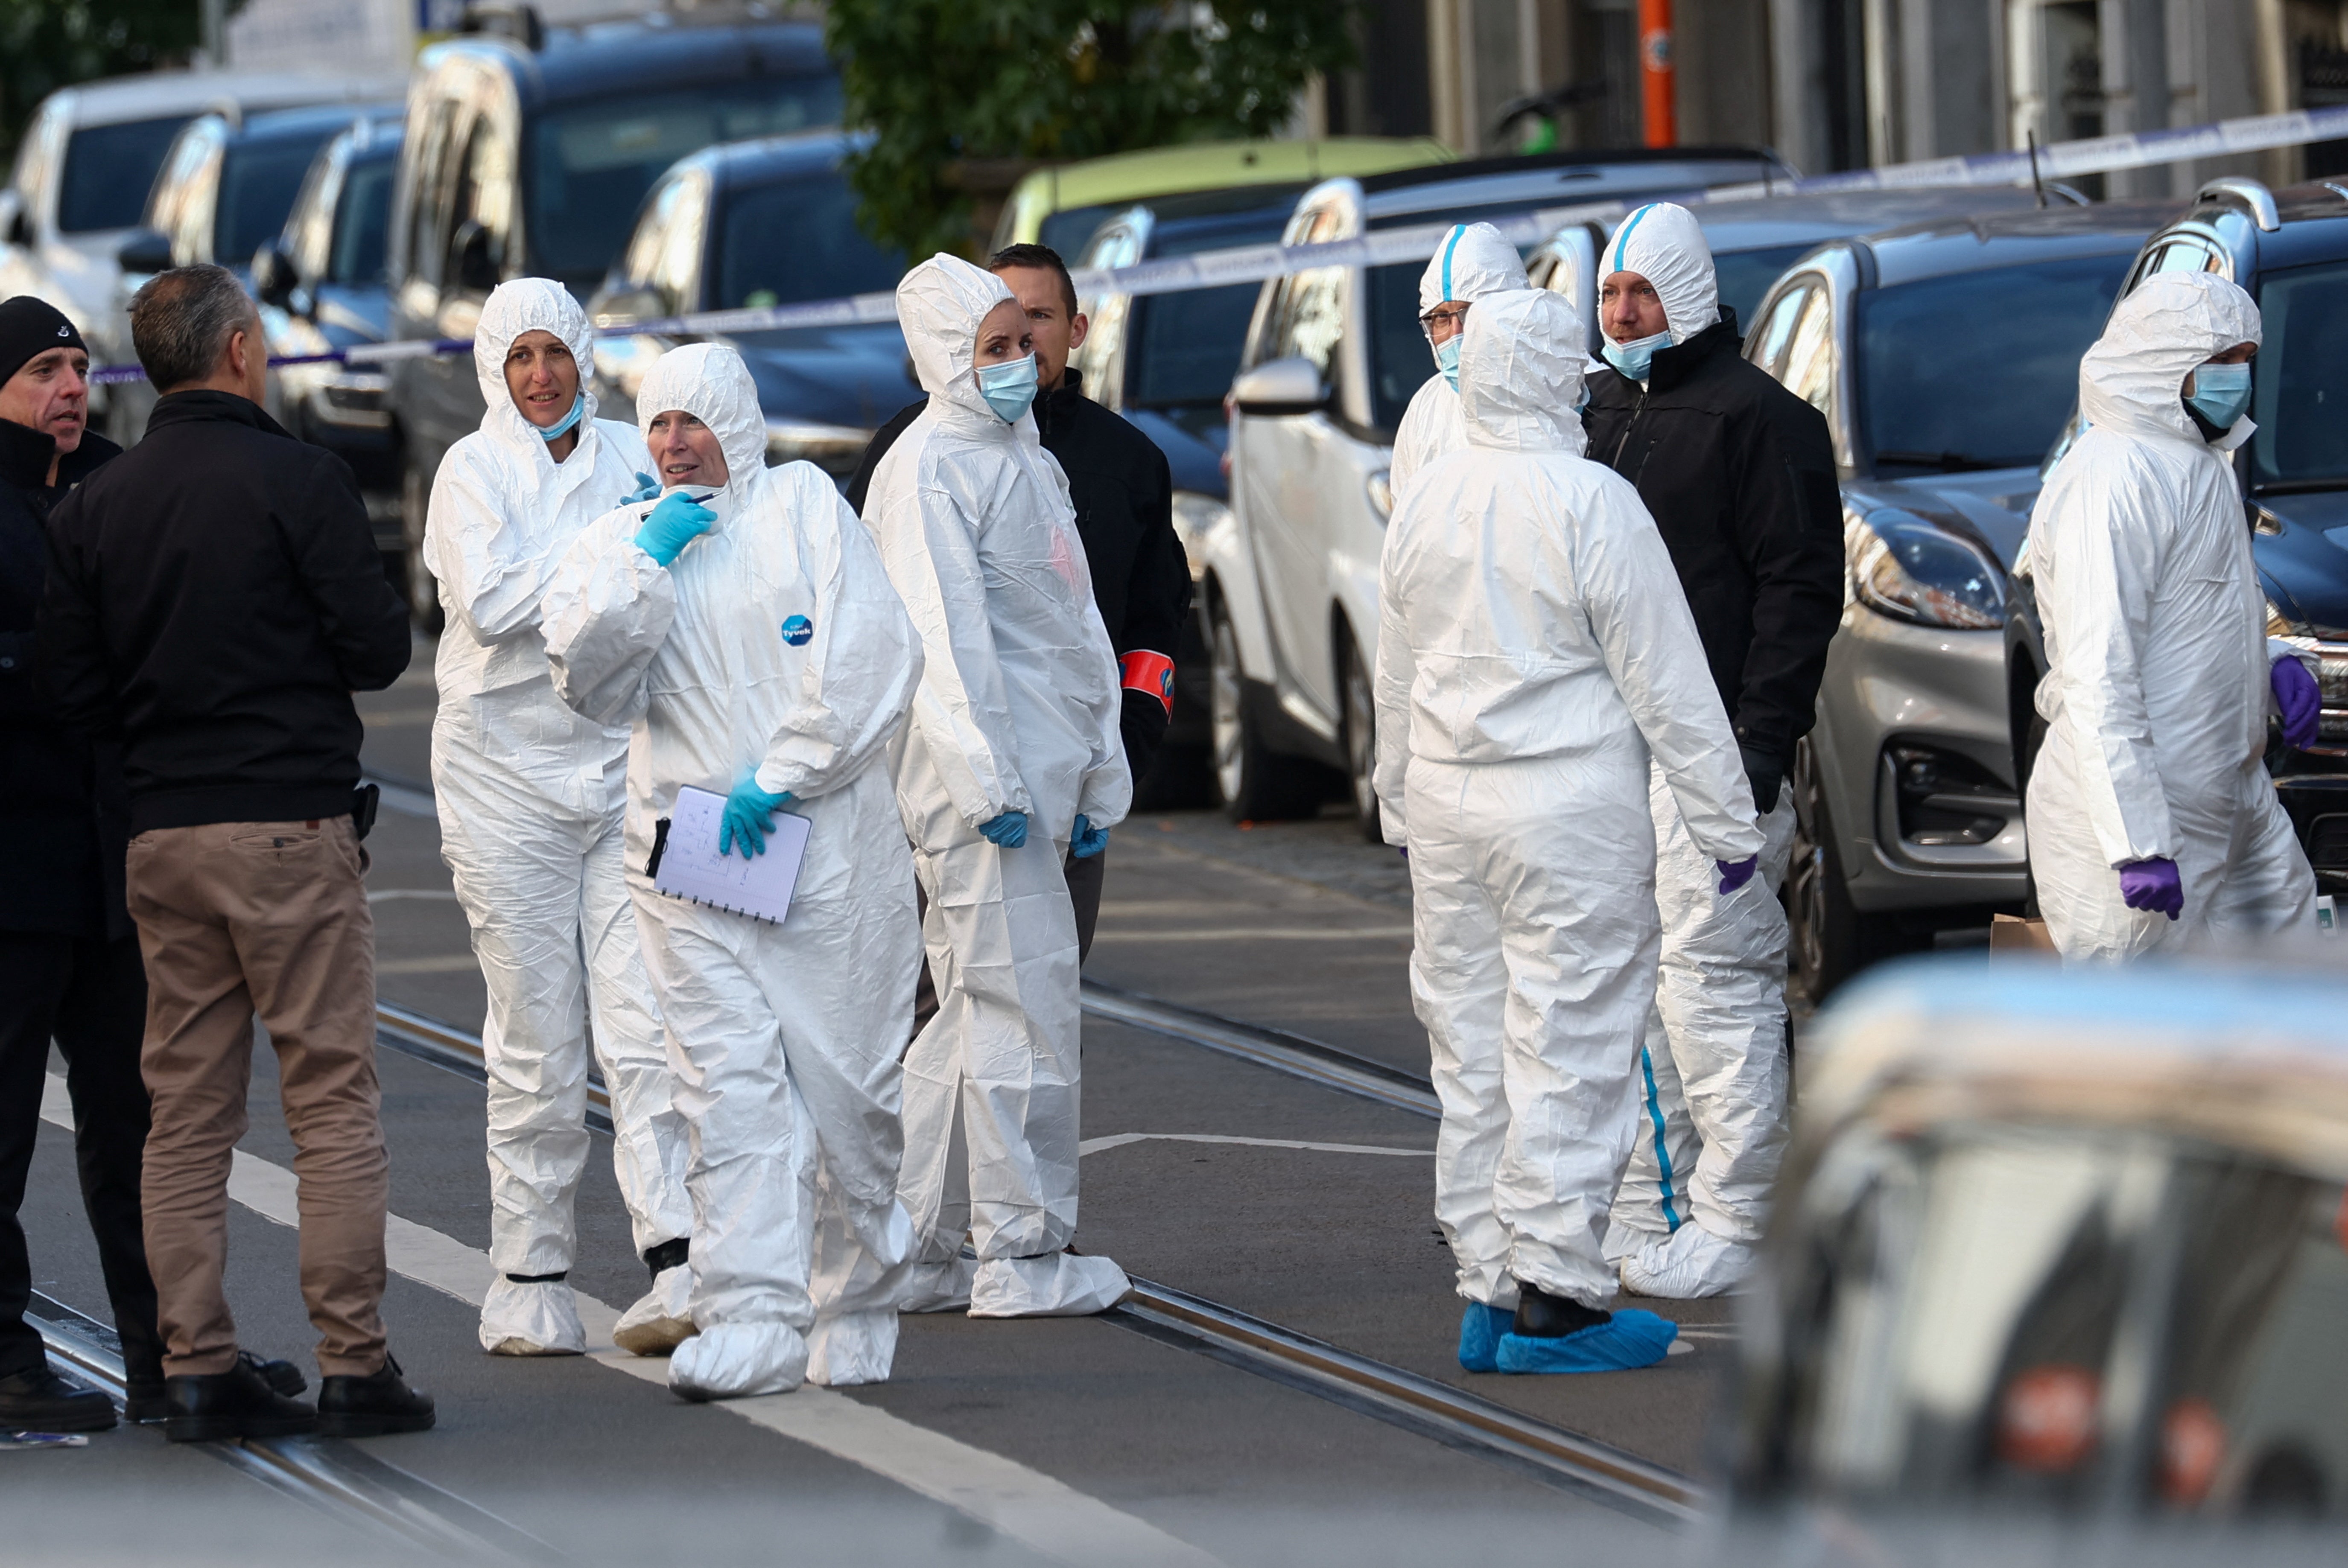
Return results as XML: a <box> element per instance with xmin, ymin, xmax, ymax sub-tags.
<box><xmin>384</xmin><ymin>12</ymin><xmax>839</xmax><ymax>621</ymax></box>
<box><xmin>2006</xmin><ymin>178</ymin><xmax>2348</xmax><ymax>899</ymax></box>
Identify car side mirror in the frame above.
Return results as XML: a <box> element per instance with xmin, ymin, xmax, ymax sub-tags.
<box><xmin>0</xmin><ymin>191</ymin><xmax>30</xmax><ymax>251</ymax></box>
<box><xmin>251</xmin><ymin>241</ymin><xmax>297</xmax><ymax>309</ymax></box>
<box><xmin>1230</xmin><ymin>355</ymin><xmax>1329</xmax><ymax>415</ymax></box>
<box><xmin>592</xmin><ymin>284</ymin><xmax>669</xmax><ymax>329</ymax></box>
<box><xmin>450</xmin><ymin>219</ymin><xmax>500</xmax><ymax>294</ymax></box>
<box><xmin>117</xmin><ymin>227</ymin><xmax>175</xmax><ymax>275</ymax></box>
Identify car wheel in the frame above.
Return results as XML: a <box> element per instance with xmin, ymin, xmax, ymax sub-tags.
<box><xmin>1339</xmin><ymin>627</ymin><xmax>1382</xmax><ymax>843</ymax></box>
<box><xmin>1784</xmin><ymin>736</ymin><xmax>1865</xmax><ymax>1004</ymax></box>
<box><xmin>1209</xmin><ymin>597</ymin><xmax>1317</xmax><ymax>822</ymax></box>
<box><xmin>401</xmin><ymin>462</ymin><xmax>444</xmax><ymax>635</ymax></box>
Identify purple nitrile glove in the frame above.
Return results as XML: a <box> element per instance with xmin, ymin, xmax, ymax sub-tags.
<box><xmin>2273</xmin><ymin>654</ymin><xmax>2321</xmax><ymax>751</ymax></box>
<box><xmin>2118</xmin><ymin>857</ymin><xmax>2183</xmax><ymax>920</ymax></box>
<box><xmin>1716</xmin><ymin>856</ymin><xmax>1757</xmax><ymax>895</ymax></box>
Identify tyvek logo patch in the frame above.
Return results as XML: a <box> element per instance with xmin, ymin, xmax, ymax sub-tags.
<box><xmin>780</xmin><ymin>615</ymin><xmax>814</xmax><ymax>647</ymax></box>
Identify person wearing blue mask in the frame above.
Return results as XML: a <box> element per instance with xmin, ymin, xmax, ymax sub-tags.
<box><xmin>1387</xmin><ymin>223</ymin><xmax>1529</xmax><ymax>503</ymax></box>
<box><xmin>862</xmin><ymin>254</ymin><xmax>1133</xmax><ymax>1319</ymax></box>
<box><xmin>423</xmin><ymin>279</ymin><xmax>692</xmax><ymax>1361</ymax></box>
<box><xmin>2023</xmin><ymin>271</ymin><xmax>2319</xmax><ymax>961</ymax></box>
<box><xmin>1580</xmin><ymin>203</ymin><xmax>1843</xmax><ymax>1303</ymax></box>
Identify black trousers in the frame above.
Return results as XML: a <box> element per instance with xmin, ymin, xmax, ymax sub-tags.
<box><xmin>0</xmin><ymin>931</ymin><xmax>163</xmax><ymax>1382</ymax></box>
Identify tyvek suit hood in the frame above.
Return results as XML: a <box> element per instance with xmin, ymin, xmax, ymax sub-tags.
<box><xmin>475</xmin><ymin>278</ymin><xmax>600</xmax><ymax>455</ymax></box>
<box><xmin>1418</xmin><ymin>222</ymin><xmax>1530</xmax><ymax>310</ymax></box>
<box><xmin>899</xmin><ymin>253</ymin><xmax>1022</xmax><ymax>436</ymax></box>
<box><xmin>1457</xmin><ymin>288</ymin><xmax>1587</xmax><ymax>455</ymax></box>
<box><xmin>2022</xmin><ymin>269</ymin><xmax>2313</xmax><ymax>961</ymax></box>
<box><xmin>634</xmin><ymin>341</ymin><xmax>771</xmax><ymax>518</ymax></box>
<box><xmin>1389</xmin><ymin>228</ymin><xmax>1533</xmax><ymax>497</ymax></box>
<box><xmin>1600</xmin><ymin>203</ymin><xmax>1718</xmax><ymax>344</ymax></box>
<box><xmin>2078</xmin><ymin>270</ymin><xmax>2262</xmax><ymax>449</ymax></box>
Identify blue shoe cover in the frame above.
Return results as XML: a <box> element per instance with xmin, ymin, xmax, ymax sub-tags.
<box><xmin>1457</xmin><ymin>1303</ymin><xmax>1515</xmax><ymax>1373</ymax></box>
<box><xmin>1495</xmin><ymin>1309</ymin><xmax>1677</xmax><ymax>1373</ymax></box>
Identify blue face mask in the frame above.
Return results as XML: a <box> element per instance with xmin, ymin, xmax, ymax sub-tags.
<box><xmin>1601</xmin><ymin>328</ymin><xmax>1673</xmax><ymax>383</ymax></box>
<box><xmin>1434</xmin><ymin>335</ymin><xmax>1462</xmax><ymax>394</ymax></box>
<box><xmin>2184</xmin><ymin>361</ymin><xmax>2252</xmax><ymax>433</ymax></box>
<box><xmin>538</xmin><ymin>394</ymin><xmax>585</xmax><ymax>442</ymax></box>
<box><xmin>975</xmin><ymin>353</ymin><xmax>1039</xmax><ymax>424</ymax></box>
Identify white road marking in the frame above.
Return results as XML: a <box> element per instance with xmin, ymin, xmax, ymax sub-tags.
<box><xmin>365</xmin><ymin>888</ymin><xmax>461</xmax><ymax>903</ymax></box>
<box><xmin>41</xmin><ymin>1073</ymin><xmax>1223</xmax><ymax>1568</ymax></box>
<box><xmin>359</xmin><ymin>709</ymin><xmax>438</xmax><ymax>728</ymax></box>
<box><xmin>1080</xmin><ymin>1131</ymin><xmax>1432</xmax><ymax>1158</ymax></box>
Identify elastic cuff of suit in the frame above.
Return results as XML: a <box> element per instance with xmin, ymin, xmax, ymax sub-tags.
<box><xmin>1119</xmin><ymin>650</ymin><xmax>1175</xmax><ymax>715</ymax></box>
<box><xmin>504</xmin><ymin>1271</ymin><xmax>569</xmax><ymax>1284</ymax></box>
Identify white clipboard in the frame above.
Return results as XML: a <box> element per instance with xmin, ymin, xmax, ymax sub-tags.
<box><xmin>652</xmin><ymin>785</ymin><xmax>809</xmax><ymax>925</ymax></box>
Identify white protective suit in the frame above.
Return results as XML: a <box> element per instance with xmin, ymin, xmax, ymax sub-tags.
<box><xmin>2023</xmin><ymin>271</ymin><xmax>2318</xmax><ymax>961</ymax></box>
<box><xmin>542</xmin><ymin>342</ymin><xmax>928</xmax><ymax>1397</ymax></box>
<box><xmin>864</xmin><ymin>254</ymin><xmax>1133</xmax><ymax>1318</ymax></box>
<box><xmin>424</xmin><ymin>278</ymin><xmax>693</xmax><ymax>1357</ymax></box>
<box><xmin>1373</xmin><ymin>288</ymin><xmax>1764</xmax><ymax>1312</ymax></box>
<box><xmin>1387</xmin><ymin>223</ymin><xmax>1529</xmax><ymax>501</ymax></box>
<box><xmin>1594</xmin><ymin>202</ymin><xmax>1800</xmax><ymax>1298</ymax></box>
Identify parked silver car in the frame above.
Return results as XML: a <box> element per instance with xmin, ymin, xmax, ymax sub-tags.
<box><xmin>1741</xmin><ymin>203</ymin><xmax>2173</xmax><ymax>999</ymax></box>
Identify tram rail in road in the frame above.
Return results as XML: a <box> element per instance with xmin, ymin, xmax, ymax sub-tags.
<box><xmin>370</xmin><ymin>996</ymin><xmax>1703</xmax><ymax>1526</ymax></box>
<box><xmin>26</xmin><ymin>1291</ymin><xmax>559</xmax><ymax>1561</ymax></box>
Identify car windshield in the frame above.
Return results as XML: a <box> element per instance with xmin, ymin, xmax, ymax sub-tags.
<box><xmin>1040</xmin><ymin>203</ymin><xmax>1116</xmax><ymax>260</ymax></box>
<box><xmin>1858</xmin><ymin>253</ymin><xmax>2128</xmax><ymax>472</ymax></box>
<box><xmin>716</xmin><ymin>172</ymin><xmax>903</xmax><ymax>309</ymax></box>
<box><xmin>217</xmin><ymin>131</ymin><xmax>341</xmax><ymax>266</ymax></box>
<box><xmin>528</xmin><ymin>79</ymin><xmax>843</xmax><ymax>285</ymax></box>
<box><xmin>2249</xmin><ymin>258</ymin><xmax>2348</xmax><ymax>493</ymax></box>
<box><xmin>330</xmin><ymin>156</ymin><xmax>395</xmax><ymax>285</ymax></box>
<box><xmin>1714</xmin><ymin>242</ymin><xmax>1813</xmax><ymax>330</ymax></box>
<box><xmin>56</xmin><ymin>115</ymin><xmax>195</xmax><ymax>233</ymax></box>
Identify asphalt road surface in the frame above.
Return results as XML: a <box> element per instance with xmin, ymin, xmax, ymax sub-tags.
<box><xmin>9</xmin><ymin>636</ymin><xmax>1737</xmax><ymax>1565</ymax></box>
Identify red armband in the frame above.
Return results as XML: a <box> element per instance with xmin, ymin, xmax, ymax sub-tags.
<box><xmin>1120</xmin><ymin>650</ymin><xmax>1175</xmax><ymax>715</ymax></box>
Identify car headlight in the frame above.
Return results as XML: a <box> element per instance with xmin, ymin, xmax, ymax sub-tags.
<box><xmin>1848</xmin><ymin>508</ymin><xmax>2005</xmax><ymax>630</ymax></box>
<box><xmin>766</xmin><ymin>419</ymin><xmax>872</xmax><ymax>479</ymax></box>
<box><xmin>1365</xmin><ymin>468</ymin><xmax>1393</xmax><ymax>523</ymax></box>
<box><xmin>1169</xmin><ymin>491</ymin><xmax>1227</xmax><ymax>584</ymax></box>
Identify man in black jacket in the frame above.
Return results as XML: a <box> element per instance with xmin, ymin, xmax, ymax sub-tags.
<box><xmin>847</xmin><ymin>242</ymin><xmax>1190</xmax><ymax>961</ymax></box>
<box><xmin>40</xmin><ymin>265</ymin><xmax>430</xmax><ymax>1441</ymax></box>
<box><xmin>0</xmin><ymin>297</ymin><xmax>161</xmax><ymax>1434</ymax></box>
<box><xmin>1579</xmin><ymin>204</ymin><xmax>1843</xmax><ymax>1300</ymax></box>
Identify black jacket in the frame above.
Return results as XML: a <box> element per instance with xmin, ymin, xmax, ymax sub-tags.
<box><xmin>0</xmin><ymin>419</ymin><xmax>129</xmax><ymax>937</ymax></box>
<box><xmin>39</xmin><ymin>391</ymin><xmax>411</xmax><ymax>832</ymax></box>
<box><xmin>1580</xmin><ymin>316</ymin><xmax>1843</xmax><ymax>772</ymax></box>
<box><xmin>846</xmin><ymin>369</ymin><xmax>1192</xmax><ymax>779</ymax></box>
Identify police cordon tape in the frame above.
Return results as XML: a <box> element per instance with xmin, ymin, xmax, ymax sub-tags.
<box><xmin>87</xmin><ymin>100</ymin><xmax>2348</xmax><ymax>388</ymax></box>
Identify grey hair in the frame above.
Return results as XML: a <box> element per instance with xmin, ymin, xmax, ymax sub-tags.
<box><xmin>130</xmin><ymin>264</ymin><xmax>257</xmax><ymax>392</ymax></box>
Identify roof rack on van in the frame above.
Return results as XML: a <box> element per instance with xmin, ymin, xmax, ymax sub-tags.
<box><xmin>2196</xmin><ymin>176</ymin><xmax>2280</xmax><ymax>232</ymax></box>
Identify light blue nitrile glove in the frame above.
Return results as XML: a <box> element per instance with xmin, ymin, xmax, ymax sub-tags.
<box><xmin>1071</xmin><ymin>813</ymin><xmax>1109</xmax><ymax>859</ymax></box>
<box><xmin>623</xmin><ymin>470</ymin><xmax>660</xmax><ymax>504</ymax></box>
<box><xmin>634</xmin><ymin>490</ymin><xmax>716</xmax><ymax>568</ymax></box>
<box><xmin>978</xmin><ymin>810</ymin><xmax>1029</xmax><ymax>848</ymax></box>
<box><xmin>718</xmin><ymin>781</ymin><xmax>793</xmax><ymax>859</ymax></box>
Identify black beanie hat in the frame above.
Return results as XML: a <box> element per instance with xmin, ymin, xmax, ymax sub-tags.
<box><xmin>0</xmin><ymin>296</ymin><xmax>88</xmax><ymax>387</ymax></box>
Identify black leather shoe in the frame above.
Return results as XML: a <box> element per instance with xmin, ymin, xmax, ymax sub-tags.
<box><xmin>1513</xmin><ymin>1282</ymin><xmax>1612</xmax><ymax>1339</ymax></box>
<box><xmin>0</xmin><ymin>1366</ymin><xmax>117</xmax><ymax>1432</ymax></box>
<box><xmin>317</xmin><ymin>1352</ymin><xmax>434</xmax><ymax>1437</ymax></box>
<box><xmin>128</xmin><ymin>1351</ymin><xmax>304</xmax><ymax>1423</ymax></box>
<box><xmin>164</xmin><ymin>1355</ymin><xmax>318</xmax><ymax>1443</ymax></box>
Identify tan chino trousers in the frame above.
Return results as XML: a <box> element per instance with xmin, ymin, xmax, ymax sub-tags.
<box><xmin>125</xmin><ymin>817</ymin><xmax>388</xmax><ymax>1378</ymax></box>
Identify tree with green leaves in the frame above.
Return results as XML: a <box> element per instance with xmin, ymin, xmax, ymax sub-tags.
<box><xmin>1</xmin><ymin>0</ymin><xmax>222</xmax><ymax>161</ymax></box>
<box><xmin>827</xmin><ymin>1</ymin><xmax>1357</xmax><ymax>261</ymax></box>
